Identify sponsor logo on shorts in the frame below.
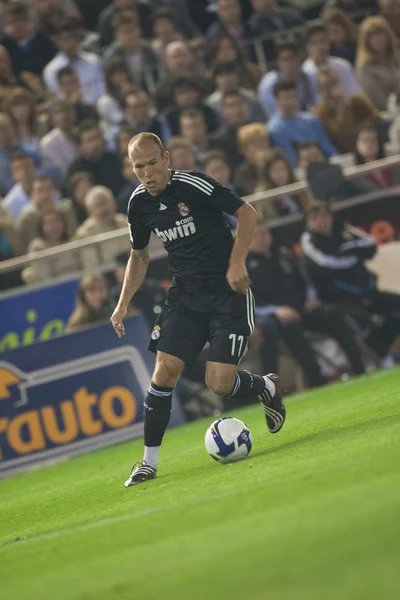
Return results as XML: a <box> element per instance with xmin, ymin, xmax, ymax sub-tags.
<box><xmin>178</xmin><ymin>202</ymin><xmax>190</xmax><ymax>217</ymax></box>
<box><xmin>151</xmin><ymin>325</ymin><xmax>161</xmax><ymax>340</ymax></box>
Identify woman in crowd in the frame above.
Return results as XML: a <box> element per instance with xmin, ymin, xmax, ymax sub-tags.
<box><xmin>4</xmin><ymin>88</ymin><xmax>41</xmax><ymax>166</ymax></box>
<box><xmin>206</xmin><ymin>33</ymin><xmax>260</xmax><ymax>89</ymax></box>
<box><xmin>323</xmin><ymin>9</ymin><xmax>358</xmax><ymax>65</ymax></box>
<box><xmin>235</xmin><ymin>122</ymin><xmax>271</xmax><ymax>195</ymax></box>
<box><xmin>355</xmin><ymin>126</ymin><xmax>399</xmax><ymax>188</ymax></box>
<box><xmin>356</xmin><ymin>16</ymin><xmax>400</xmax><ymax>111</ymax></box>
<box><xmin>255</xmin><ymin>149</ymin><xmax>303</xmax><ymax>220</ymax></box>
<box><xmin>66</xmin><ymin>273</ymin><xmax>113</xmax><ymax>332</ymax></box>
<box><xmin>65</xmin><ymin>171</ymin><xmax>94</xmax><ymax>226</ymax></box>
<box><xmin>97</xmin><ymin>58</ymin><xmax>135</xmax><ymax>147</ymax></box>
<box><xmin>314</xmin><ymin>67</ymin><xmax>379</xmax><ymax>154</ymax></box>
<box><xmin>22</xmin><ymin>207</ymin><xmax>81</xmax><ymax>283</ymax></box>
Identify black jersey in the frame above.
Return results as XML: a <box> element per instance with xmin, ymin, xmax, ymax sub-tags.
<box><xmin>127</xmin><ymin>170</ymin><xmax>244</xmax><ymax>291</ymax></box>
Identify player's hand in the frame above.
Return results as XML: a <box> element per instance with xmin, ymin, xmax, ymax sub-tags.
<box><xmin>110</xmin><ymin>304</ymin><xmax>128</xmax><ymax>338</ymax></box>
<box><xmin>276</xmin><ymin>305</ymin><xmax>300</xmax><ymax>324</ymax></box>
<box><xmin>226</xmin><ymin>261</ymin><xmax>251</xmax><ymax>294</ymax></box>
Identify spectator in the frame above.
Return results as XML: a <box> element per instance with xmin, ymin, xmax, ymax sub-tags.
<box><xmin>122</xmin><ymin>88</ymin><xmax>171</xmax><ymax>143</ymax></box>
<box><xmin>43</xmin><ymin>22</ymin><xmax>105</xmax><ymax>106</ymax></box>
<box><xmin>75</xmin><ymin>185</ymin><xmax>130</xmax><ymax>269</ymax></box>
<box><xmin>179</xmin><ymin>109</ymin><xmax>215</xmax><ymax>164</ymax></box>
<box><xmin>156</xmin><ymin>40</ymin><xmax>210</xmax><ymax>110</ymax></box>
<box><xmin>267</xmin><ymin>80</ymin><xmax>338</xmax><ymax>166</ymax></box>
<box><xmin>22</xmin><ymin>207</ymin><xmax>81</xmax><ymax>284</ymax></box>
<box><xmin>207</xmin><ymin>62</ymin><xmax>266</xmax><ymax>121</ymax></box>
<box><xmin>66</xmin><ymin>273</ymin><xmax>113</xmax><ymax>332</ymax></box>
<box><xmin>258</xmin><ymin>42</ymin><xmax>316</xmax><ymax>118</ymax></box>
<box><xmin>248</xmin><ymin>222</ymin><xmax>365</xmax><ymax>387</ymax></box>
<box><xmin>65</xmin><ymin>171</ymin><xmax>93</xmax><ymax>225</ymax></box>
<box><xmin>117</xmin><ymin>153</ymin><xmax>140</xmax><ymax>213</ymax></box>
<box><xmin>0</xmin><ymin>1</ymin><xmax>57</xmax><ymax>77</ymax></box>
<box><xmin>211</xmin><ymin>90</ymin><xmax>249</xmax><ymax>165</ymax></box>
<box><xmin>236</xmin><ymin>122</ymin><xmax>272</xmax><ymax>194</ymax></box>
<box><xmin>97</xmin><ymin>58</ymin><xmax>134</xmax><ymax>146</ymax></box>
<box><xmin>355</xmin><ymin>126</ymin><xmax>398</xmax><ymax>189</ymax></box>
<box><xmin>151</xmin><ymin>8</ymin><xmax>184</xmax><ymax>58</ymax></box>
<box><xmin>356</xmin><ymin>16</ymin><xmax>400</xmax><ymax>111</ymax></box>
<box><xmin>323</xmin><ymin>9</ymin><xmax>358</xmax><ymax>65</ymax></box>
<box><xmin>4</xmin><ymin>87</ymin><xmax>41</xmax><ymax>166</ymax></box>
<box><xmin>255</xmin><ymin>149</ymin><xmax>303</xmax><ymax>219</ymax></box>
<box><xmin>165</xmin><ymin>76</ymin><xmax>220</xmax><ymax>135</ymax></box>
<box><xmin>0</xmin><ymin>113</ymin><xmax>14</xmax><ymax>195</ymax></box>
<box><xmin>303</xmin><ymin>23</ymin><xmax>360</xmax><ymax>98</ymax></box>
<box><xmin>17</xmin><ymin>175</ymin><xmax>74</xmax><ymax>251</ymax></box>
<box><xmin>0</xmin><ymin>210</ymin><xmax>23</xmax><ymax>290</ymax></box>
<box><xmin>32</xmin><ymin>0</ymin><xmax>83</xmax><ymax>37</ymax></box>
<box><xmin>150</xmin><ymin>0</ymin><xmax>200</xmax><ymax>41</ymax></box>
<box><xmin>68</xmin><ymin>122</ymin><xmax>125</xmax><ymax>196</ymax></box>
<box><xmin>206</xmin><ymin>0</ymin><xmax>256</xmax><ymax>60</ymax></box>
<box><xmin>167</xmin><ymin>136</ymin><xmax>197</xmax><ymax>170</ymax></box>
<box><xmin>116</xmin><ymin>124</ymin><xmax>137</xmax><ymax>157</ymax></box>
<box><xmin>301</xmin><ymin>201</ymin><xmax>400</xmax><ymax>362</ymax></box>
<box><xmin>3</xmin><ymin>151</ymin><xmax>35</xmax><ymax>217</ymax></box>
<box><xmin>206</xmin><ymin>33</ymin><xmax>260</xmax><ymax>89</ymax></box>
<box><xmin>323</xmin><ymin>0</ymin><xmax>378</xmax><ymax>18</ymax></box>
<box><xmin>56</xmin><ymin>67</ymin><xmax>99</xmax><ymax>124</ymax></box>
<box><xmin>39</xmin><ymin>100</ymin><xmax>78</xmax><ymax>180</ymax></box>
<box><xmin>378</xmin><ymin>0</ymin><xmax>400</xmax><ymax>41</ymax></box>
<box><xmin>96</xmin><ymin>0</ymin><xmax>153</xmax><ymax>48</ymax></box>
<box><xmin>297</xmin><ymin>141</ymin><xmax>325</xmax><ymax>170</ymax></box>
<box><xmin>202</xmin><ymin>149</ymin><xmax>241</xmax><ymax>193</ymax></box>
<box><xmin>0</xmin><ymin>44</ymin><xmax>45</xmax><ymax>110</ymax></box>
<box><xmin>313</xmin><ymin>67</ymin><xmax>380</xmax><ymax>154</ymax></box>
<box><xmin>103</xmin><ymin>10</ymin><xmax>158</xmax><ymax>92</ymax></box>
<box><xmin>248</xmin><ymin>0</ymin><xmax>303</xmax><ymax>37</ymax></box>
<box><xmin>388</xmin><ymin>91</ymin><xmax>400</xmax><ymax>152</ymax></box>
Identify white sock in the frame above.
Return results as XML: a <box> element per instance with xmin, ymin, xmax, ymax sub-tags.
<box><xmin>143</xmin><ymin>446</ymin><xmax>160</xmax><ymax>469</ymax></box>
<box><xmin>263</xmin><ymin>376</ymin><xmax>276</xmax><ymax>397</ymax></box>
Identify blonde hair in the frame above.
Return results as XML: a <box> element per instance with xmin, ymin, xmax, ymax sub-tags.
<box><xmin>357</xmin><ymin>16</ymin><xmax>398</xmax><ymax>67</ymax></box>
<box><xmin>237</xmin><ymin>122</ymin><xmax>269</xmax><ymax>151</ymax></box>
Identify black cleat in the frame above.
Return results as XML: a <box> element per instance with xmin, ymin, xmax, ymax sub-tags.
<box><xmin>258</xmin><ymin>373</ymin><xmax>286</xmax><ymax>433</ymax></box>
<box><xmin>124</xmin><ymin>460</ymin><xmax>157</xmax><ymax>487</ymax></box>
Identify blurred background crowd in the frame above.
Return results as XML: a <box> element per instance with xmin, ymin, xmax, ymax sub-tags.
<box><xmin>1</xmin><ymin>0</ymin><xmax>400</xmax><ymax>419</ymax></box>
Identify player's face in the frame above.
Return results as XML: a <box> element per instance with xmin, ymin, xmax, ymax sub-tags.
<box><xmin>130</xmin><ymin>142</ymin><xmax>171</xmax><ymax>196</ymax></box>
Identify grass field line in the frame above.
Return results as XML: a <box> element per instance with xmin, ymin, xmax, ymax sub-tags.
<box><xmin>2</xmin><ymin>445</ymin><xmax>398</xmax><ymax>550</ymax></box>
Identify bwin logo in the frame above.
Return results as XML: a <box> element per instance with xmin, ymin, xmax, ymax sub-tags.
<box><xmin>155</xmin><ymin>219</ymin><xmax>196</xmax><ymax>243</ymax></box>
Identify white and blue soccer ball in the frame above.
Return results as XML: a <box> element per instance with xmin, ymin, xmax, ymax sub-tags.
<box><xmin>205</xmin><ymin>417</ymin><xmax>252</xmax><ymax>464</ymax></box>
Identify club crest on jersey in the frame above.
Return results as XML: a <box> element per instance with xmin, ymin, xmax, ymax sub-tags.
<box><xmin>151</xmin><ymin>325</ymin><xmax>161</xmax><ymax>340</ymax></box>
<box><xmin>178</xmin><ymin>202</ymin><xmax>190</xmax><ymax>217</ymax></box>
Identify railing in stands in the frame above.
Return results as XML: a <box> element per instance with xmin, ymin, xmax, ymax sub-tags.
<box><xmin>0</xmin><ymin>154</ymin><xmax>399</xmax><ymax>277</ymax></box>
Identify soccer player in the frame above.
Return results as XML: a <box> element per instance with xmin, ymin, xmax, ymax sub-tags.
<box><xmin>111</xmin><ymin>132</ymin><xmax>286</xmax><ymax>487</ymax></box>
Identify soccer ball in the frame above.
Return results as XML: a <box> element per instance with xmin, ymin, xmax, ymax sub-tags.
<box><xmin>205</xmin><ymin>417</ymin><xmax>252</xmax><ymax>464</ymax></box>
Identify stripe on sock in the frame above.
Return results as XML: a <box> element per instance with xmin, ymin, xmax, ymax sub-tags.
<box><xmin>148</xmin><ymin>385</ymin><xmax>172</xmax><ymax>397</ymax></box>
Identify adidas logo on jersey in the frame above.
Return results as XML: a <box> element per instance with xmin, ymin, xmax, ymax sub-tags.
<box><xmin>155</xmin><ymin>217</ymin><xmax>196</xmax><ymax>243</ymax></box>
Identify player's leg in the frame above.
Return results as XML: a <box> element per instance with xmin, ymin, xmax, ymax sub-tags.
<box><xmin>125</xmin><ymin>297</ymin><xmax>208</xmax><ymax>487</ymax></box>
<box><xmin>206</xmin><ymin>290</ymin><xmax>286</xmax><ymax>433</ymax></box>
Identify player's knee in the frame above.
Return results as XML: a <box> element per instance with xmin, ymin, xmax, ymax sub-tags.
<box><xmin>206</xmin><ymin>373</ymin><xmax>236</xmax><ymax>397</ymax></box>
<box><xmin>153</xmin><ymin>356</ymin><xmax>182</xmax><ymax>388</ymax></box>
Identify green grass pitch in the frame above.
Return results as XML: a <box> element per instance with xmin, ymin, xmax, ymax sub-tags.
<box><xmin>1</xmin><ymin>368</ymin><xmax>400</xmax><ymax>600</ymax></box>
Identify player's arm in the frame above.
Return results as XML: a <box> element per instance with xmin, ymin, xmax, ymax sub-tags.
<box><xmin>111</xmin><ymin>247</ymin><xmax>150</xmax><ymax>338</ymax></box>
<box><xmin>227</xmin><ymin>202</ymin><xmax>258</xmax><ymax>294</ymax></box>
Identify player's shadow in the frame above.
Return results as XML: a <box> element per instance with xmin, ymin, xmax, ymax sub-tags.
<box><xmin>250</xmin><ymin>412</ymin><xmax>396</xmax><ymax>459</ymax></box>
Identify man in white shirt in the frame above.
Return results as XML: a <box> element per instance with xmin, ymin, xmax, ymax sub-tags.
<box><xmin>302</xmin><ymin>23</ymin><xmax>360</xmax><ymax>99</ymax></box>
<box><xmin>2</xmin><ymin>151</ymin><xmax>35</xmax><ymax>218</ymax></box>
<box><xmin>40</xmin><ymin>100</ymin><xmax>78</xmax><ymax>180</ymax></box>
<box><xmin>43</xmin><ymin>22</ymin><xmax>105</xmax><ymax>105</ymax></box>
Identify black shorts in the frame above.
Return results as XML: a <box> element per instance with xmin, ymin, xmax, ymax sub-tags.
<box><xmin>148</xmin><ymin>285</ymin><xmax>255</xmax><ymax>366</ymax></box>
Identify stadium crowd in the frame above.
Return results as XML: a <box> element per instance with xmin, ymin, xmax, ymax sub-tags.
<box><xmin>0</xmin><ymin>0</ymin><xmax>400</xmax><ymax>409</ymax></box>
